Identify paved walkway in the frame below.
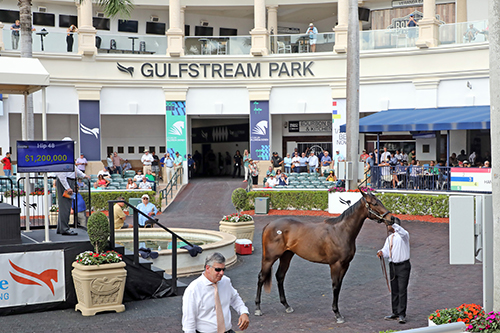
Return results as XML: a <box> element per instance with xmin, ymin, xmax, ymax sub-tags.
<box><xmin>2</xmin><ymin>177</ymin><xmax>483</xmax><ymax>333</ymax></box>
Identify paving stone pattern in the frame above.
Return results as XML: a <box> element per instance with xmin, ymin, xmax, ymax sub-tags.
<box><xmin>2</xmin><ymin>178</ymin><xmax>482</xmax><ymax>333</ymax></box>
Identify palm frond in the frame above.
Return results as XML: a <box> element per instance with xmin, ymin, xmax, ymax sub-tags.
<box><xmin>96</xmin><ymin>0</ymin><xmax>134</xmax><ymax>18</ymax></box>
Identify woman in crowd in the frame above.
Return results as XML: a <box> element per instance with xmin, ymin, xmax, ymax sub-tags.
<box><xmin>126</xmin><ymin>178</ymin><xmax>138</xmax><ymax>189</ymax></box>
<box><xmin>278</xmin><ymin>172</ymin><xmax>288</xmax><ymax>186</ymax></box>
<box><xmin>283</xmin><ymin>153</ymin><xmax>292</xmax><ymax>174</ymax></box>
<box><xmin>243</xmin><ymin>149</ymin><xmax>250</xmax><ymax>183</ymax></box>
<box><xmin>66</xmin><ymin>24</ymin><xmax>78</xmax><ymax>52</ymax></box>
<box><xmin>94</xmin><ymin>174</ymin><xmax>109</xmax><ymax>189</ymax></box>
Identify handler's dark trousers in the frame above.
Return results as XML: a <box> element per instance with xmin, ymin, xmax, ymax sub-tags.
<box><xmin>56</xmin><ymin>178</ymin><xmax>75</xmax><ymax>234</ymax></box>
<box><xmin>389</xmin><ymin>260</ymin><xmax>411</xmax><ymax>317</ymax></box>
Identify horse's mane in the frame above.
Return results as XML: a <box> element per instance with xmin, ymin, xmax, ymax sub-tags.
<box><xmin>324</xmin><ymin>195</ymin><xmax>365</xmax><ymax>224</ymax></box>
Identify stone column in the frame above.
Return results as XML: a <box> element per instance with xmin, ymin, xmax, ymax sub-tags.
<box><xmin>167</xmin><ymin>0</ymin><xmax>184</xmax><ymax>56</ymax></box>
<box><xmin>334</xmin><ymin>0</ymin><xmax>349</xmax><ymax>53</ymax></box>
<box><xmin>77</xmin><ymin>0</ymin><xmax>97</xmax><ymax>55</ymax></box>
<box><xmin>416</xmin><ymin>0</ymin><xmax>440</xmax><ymax>48</ymax></box>
<box><xmin>250</xmin><ymin>0</ymin><xmax>268</xmax><ymax>56</ymax></box>
<box><xmin>180</xmin><ymin>6</ymin><xmax>186</xmax><ymax>34</ymax></box>
<box><xmin>267</xmin><ymin>5</ymin><xmax>278</xmax><ymax>35</ymax></box>
<box><xmin>456</xmin><ymin>0</ymin><xmax>467</xmax><ymax>23</ymax></box>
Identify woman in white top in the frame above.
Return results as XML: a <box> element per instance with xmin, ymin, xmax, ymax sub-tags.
<box><xmin>126</xmin><ymin>178</ymin><xmax>137</xmax><ymax>190</ymax></box>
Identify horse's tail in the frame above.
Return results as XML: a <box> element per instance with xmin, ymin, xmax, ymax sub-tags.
<box><xmin>261</xmin><ymin>223</ymin><xmax>273</xmax><ymax>293</ymax></box>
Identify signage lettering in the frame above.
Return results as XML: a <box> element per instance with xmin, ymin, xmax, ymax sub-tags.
<box><xmin>392</xmin><ymin>0</ymin><xmax>423</xmax><ymax>7</ymax></box>
<box><xmin>0</xmin><ymin>280</ymin><xmax>8</xmax><ymax>290</ymax></box>
<box><xmin>138</xmin><ymin>61</ymin><xmax>313</xmax><ymax>79</ymax></box>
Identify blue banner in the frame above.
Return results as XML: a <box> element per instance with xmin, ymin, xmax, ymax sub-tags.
<box><xmin>166</xmin><ymin>101</ymin><xmax>187</xmax><ymax>158</ymax></box>
<box><xmin>79</xmin><ymin>101</ymin><xmax>100</xmax><ymax>161</ymax></box>
<box><xmin>250</xmin><ymin>101</ymin><xmax>270</xmax><ymax>161</ymax></box>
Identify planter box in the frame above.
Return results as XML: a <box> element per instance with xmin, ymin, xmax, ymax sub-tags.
<box><xmin>328</xmin><ymin>192</ymin><xmax>363</xmax><ymax>214</ymax></box>
<box><xmin>72</xmin><ymin>261</ymin><xmax>127</xmax><ymax>316</ymax></box>
<box><xmin>219</xmin><ymin>220</ymin><xmax>255</xmax><ymax>244</ymax></box>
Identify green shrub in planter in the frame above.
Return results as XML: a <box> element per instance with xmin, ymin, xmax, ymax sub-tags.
<box><xmin>80</xmin><ymin>190</ymin><xmax>159</xmax><ymax>211</ymax></box>
<box><xmin>232</xmin><ymin>188</ymin><xmax>248</xmax><ymax>212</ymax></box>
<box><xmin>87</xmin><ymin>211</ymin><xmax>110</xmax><ymax>253</ymax></box>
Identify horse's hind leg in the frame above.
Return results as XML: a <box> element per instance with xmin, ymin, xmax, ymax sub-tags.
<box><xmin>330</xmin><ymin>262</ymin><xmax>349</xmax><ymax>324</ymax></box>
<box><xmin>255</xmin><ymin>260</ymin><xmax>274</xmax><ymax>316</ymax></box>
<box><xmin>276</xmin><ymin>250</ymin><xmax>295</xmax><ymax>314</ymax></box>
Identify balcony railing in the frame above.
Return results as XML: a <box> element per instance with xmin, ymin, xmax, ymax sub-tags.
<box><xmin>2</xmin><ymin>29</ymin><xmax>79</xmax><ymax>53</ymax></box>
<box><xmin>439</xmin><ymin>19</ymin><xmax>489</xmax><ymax>46</ymax></box>
<box><xmin>96</xmin><ymin>34</ymin><xmax>167</xmax><ymax>55</ymax></box>
<box><xmin>360</xmin><ymin>26</ymin><xmax>419</xmax><ymax>50</ymax></box>
<box><xmin>270</xmin><ymin>33</ymin><xmax>335</xmax><ymax>54</ymax></box>
<box><xmin>184</xmin><ymin>36</ymin><xmax>251</xmax><ymax>55</ymax></box>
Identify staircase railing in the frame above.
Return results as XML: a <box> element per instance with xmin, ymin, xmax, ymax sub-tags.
<box><xmin>159</xmin><ymin>168</ymin><xmax>182</xmax><ymax>207</ymax></box>
<box><xmin>108</xmin><ymin>200</ymin><xmax>194</xmax><ymax>296</ymax></box>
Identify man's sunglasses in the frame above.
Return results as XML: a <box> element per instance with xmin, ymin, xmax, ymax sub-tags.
<box><xmin>213</xmin><ymin>267</ymin><xmax>226</xmax><ymax>272</ymax></box>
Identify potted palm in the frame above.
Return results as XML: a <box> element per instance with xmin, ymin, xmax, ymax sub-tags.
<box><xmin>49</xmin><ymin>205</ymin><xmax>58</xmax><ymax>226</ymax></box>
<box><xmin>71</xmin><ymin>211</ymin><xmax>127</xmax><ymax>316</ymax></box>
<box><xmin>219</xmin><ymin>189</ymin><xmax>255</xmax><ymax>243</ymax></box>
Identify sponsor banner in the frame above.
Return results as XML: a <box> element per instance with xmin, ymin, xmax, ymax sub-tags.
<box><xmin>192</xmin><ymin>124</ymin><xmax>249</xmax><ymax>144</ymax></box>
<box><xmin>166</xmin><ymin>101</ymin><xmax>187</xmax><ymax>158</ymax></box>
<box><xmin>450</xmin><ymin>167</ymin><xmax>492</xmax><ymax>192</ymax></box>
<box><xmin>0</xmin><ymin>250</ymin><xmax>65</xmax><ymax>308</ymax></box>
<box><xmin>287</xmin><ymin>120</ymin><xmax>331</xmax><ymax>133</ymax></box>
<box><xmin>392</xmin><ymin>0</ymin><xmax>423</xmax><ymax>8</ymax></box>
<box><xmin>79</xmin><ymin>101</ymin><xmax>101</xmax><ymax>161</ymax></box>
<box><xmin>250</xmin><ymin>101</ymin><xmax>270</xmax><ymax>161</ymax></box>
<box><xmin>332</xmin><ymin>99</ymin><xmax>347</xmax><ymax>158</ymax></box>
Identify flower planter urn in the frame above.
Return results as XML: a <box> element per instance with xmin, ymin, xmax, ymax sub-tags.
<box><xmin>49</xmin><ymin>212</ymin><xmax>58</xmax><ymax>226</ymax></box>
<box><xmin>219</xmin><ymin>220</ymin><xmax>255</xmax><ymax>244</ymax></box>
<box><xmin>71</xmin><ymin>261</ymin><xmax>127</xmax><ymax>316</ymax></box>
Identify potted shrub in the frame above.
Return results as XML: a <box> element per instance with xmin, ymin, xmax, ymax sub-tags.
<box><xmin>49</xmin><ymin>205</ymin><xmax>58</xmax><ymax>226</ymax></box>
<box><xmin>71</xmin><ymin>211</ymin><xmax>127</xmax><ymax>316</ymax></box>
<box><xmin>219</xmin><ymin>213</ymin><xmax>255</xmax><ymax>243</ymax></box>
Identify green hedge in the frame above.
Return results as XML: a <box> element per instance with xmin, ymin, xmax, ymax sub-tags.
<box><xmin>245</xmin><ymin>191</ymin><xmax>449</xmax><ymax>218</ymax></box>
<box><xmin>80</xmin><ymin>190</ymin><xmax>159</xmax><ymax>211</ymax></box>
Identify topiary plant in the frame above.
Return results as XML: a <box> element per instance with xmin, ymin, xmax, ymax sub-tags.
<box><xmin>87</xmin><ymin>211</ymin><xmax>110</xmax><ymax>253</ymax></box>
<box><xmin>232</xmin><ymin>188</ymin><xmax>248</xmax><ymax>212</ymax></box>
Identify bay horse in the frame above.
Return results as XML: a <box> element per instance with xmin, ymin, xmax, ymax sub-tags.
<box><xmin>254</xmin><ymin>189</ymin><xmax>400</xmax><ymax>323</ymax></box>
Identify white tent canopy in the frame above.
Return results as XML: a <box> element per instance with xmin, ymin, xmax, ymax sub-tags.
<box><xmin>0</xmin><ymin>57</ymin><xmax>50</xmax><ymax>94</ymax></box>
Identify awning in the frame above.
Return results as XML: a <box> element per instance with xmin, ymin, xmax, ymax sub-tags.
<box><xmin>0</xmin><ymin>57</ymin><xmax>50</xmax><ymax>94</ymax></box>
<box><xmin>339</xmin><ymin>106</ymin><xmax>490</xmax><ymax>133</ymax></box>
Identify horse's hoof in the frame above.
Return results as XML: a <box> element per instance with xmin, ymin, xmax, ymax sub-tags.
<box><xmin>285</xmin><ymin>307</ymin><xmax>294</xmax><ymax>314</ymax></box>
<box><xmin>336</xmin><ymin>317</ymin><xmax>345</xmax><ymax>324</ymax></box>
<box><xmin>254</xmin><ymin>310</ymin><xmax>263</xmax><ymax>316</ymax></box>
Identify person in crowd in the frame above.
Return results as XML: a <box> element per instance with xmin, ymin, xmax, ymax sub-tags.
<box><xmin>97</xmin><ymin>167</ymin><xmax>112</xmax><ymax>180</ymax></box>
<box><xmin>449</xmin><ymin>152</ymin><xmax>458</xmax><ymax>167</ymax></box>
<box><xmin>321</xmin><ymin>150</ymin><xmax>332</xmax><ymax>175</ymax></box>
<box><xmin>174</xmin><ymin>151</ymin><xmax>184</xmax><ymax>179</ymax></box>
<box><xmin>112</xmin><ymin>151</ymin><xmax>124</xmax><ymax>175</ymax></box>
<box><xmin>137</xmin><ymin>194</ymin><xmax>157</xmax><ymax>227</ymax></box>
<box><xmin>457</xmin><ymin>149</ymin><xmax>468</xmax><ymax>162</ymax></box>
<box><xmin>106</xmin><ymin>153</ymin><xmax>115</xmax><ymax>174</ymax></box>
<box><xmin>55</xmin><ymin>145</ymin><xmax>90</xmax><ymax>236</ymax></box>
<box><xmin>469</xmin><ymin>151</ymin><xmax>477</xmax><ymax>165</ymax></box>
<box><xmin>381</xmin><ymin>147</ymin><xmax>391</xmax><ymax>163</ymax></box>
<box><xmin>243</xmin><ymin>150</ymin><xmax>251</xmax><ymax>183</ymax></box>
<box><xmin>151</xmin><ymin>151</ymin><xmax>161</xmax><ymax>179</ymax></box>
<box><xmin>379</xmin><ymin>158</ymin><xmax>392</xmax><ymax>187</ymax></box>
<box><xmin>232</xmin><ymin>150</ymin><xmax>242</xmax><ymax>178</ymax></box>
<box><xmin>66</xmin><ymin>24</ymin><xmax>78</xmax><ymax>52</ymax></box>
<box><xmin>306</xmin><ymin>23</ymin><xmax>318</xmax><ymax>52</ymax></box>
<box><xmin>77</xmin><ymin>177</ymin><xmax>85</xmax><ymax>188</ymax></box>
<box><xmin>126</xmin><ymin>178</ymin><xmax>138</xmax><ymax>190</ymax></box>
<box><xmin>122</xmin><ymin>159</ymin><xmax>132</xmax><ymax>172</ymax></box>
<box><xmin>395</xmin><ymin>150</ymin><xmax>403</xmax><ymax>162</ymax></box>
<box><xmin>265</xmin><ymin>174</ymin><xmax>278</xmax><ymax>188</ymax></box>
<box><xmin>225</xmin><ymin>152</ymin><xmax>232</xmax><ymax>175</ymax></box>
<box><xmin>463</xmin><ymin>160</ymin><xmax>471</xmax><ymax>168</ymax></box>
<box><xmin>266</xmin><ymin>166</ymin><xmax>275</xmax><ymax>177</ymax></box>
<box><xmin>409</xmin><ymin>160</ymin><xmax>422</xmax><ymax>189</ymax></box>
<box><xmin>1</xmin><ymin>152</ymin><xmax>12</xmax><ymax>177</ymax></box>
<box><xmin>94</xmin><ymin>174</ymin><xmax>110</xmax><ymax>189</ymax></box>
<box><xmin>141</xmin><ymin>149</ymin><xmax>154</xmax><ymax>175</ymax></box>
<box><xmin>484</xmin><ymin>161</ymin><xmax>491</xmax><ymax>168</ymax></box>
<box><xmin>374</xmin><ymin>148</ymin><xmax>380</xmax><ymax>165</ymax></box>
<box><xmin>360</xmin><ymin>149</ymin><xmax>369</xmax><ymax>163</ymax></box>
<box><xmin>75</xmin><ymin>153</ymin><xmax>88</xmax><ymax>173</ymax></box>
<box><xmin>188</xmin><ymin>154</ymin><xmax>196</xmax><ymax>179</ymax></box>
<box><xmin>283</xmin><ymin>153</ymin><xmax>292</xmax><ymax>174</ymax></box>
<box><xmin>162</xmin><ymin>153</ymin><xmax>175</xmax><ymax>183</ymax></box>
<box><xmin>10</xmin><ymin>20</ymin><xmax>20</xmax><ymax>50</ymax></box>
<box><xmin>139</xmin><ymin>177</ymin><xmax>152</xmax><ymax>190</ymax></box>
<box><xmin>182</xmin><ymin>252</ymin><xmax>250</xmax><ymax>333</ymax></box>
<box><xmin>278</xmin><ymin>173</ymin><xmax>288</xmax><ymax>186</ymax></box>
<box><xmin>271</xmin><ymin>151</ymin><xmax>283</xmax><ymax>173</ymax></box>
<box><xmin>401</xmin><ymin>151</ymin><xmax>408</xmax><ymax>164</ymax></box>
<box><xmin>145</xmin><ymin>169</ymin><xmax>155</xmax><ymax>182</ymax></box>
<box><xmin>378</xmin><ymin>223</ymin><xmax>411</xmax><ymax>324</ymax></box>
<box><xmin>113</xmin><ymin>196</ymin><xmax>131</xmax><ymax>229</ymax></box>
<box><xmin>326</xmin><ymin>170</ymin><xmax>337</xmax><ymax>182</ymax></box>
<box><xmin>298</xmin><ymin>152</ymin><xmax>308</xmax><ymax>173</ymax></box>
<box><xmin>249</xmin><ymin>159</ymin><xmax>259</xmax><ymax>185</ymax></box>
<box><xmin>275</xmin><ymin>169</ymin><xmax>282</xmax><ymax>178</ymax></box>
<box><xmin>395</xmin><ymin>160</ymin><xmax>407</xmax><ymax>188</ymax></box>
<box><xmin>133</xmin><ymin>170</ymin><xmax>144</xmax><ymax>182</ymax></box>
<box><xmin>308</xmin><ymin>151</ymin><xmax>319</xmax><ymax>173</ymax></box>
<box><xmin>464</xmin><ymin>23</ymin><xmax>479</xmax><ymax>42</ymax></box>
<box><xmin>389</xmin><ymin>153</ymin><xmax>398</xmax><ymax>166</ymax></box>
<box><xmin>406</xmin><ymin>14</ymin><xmax>419</xmax><ymax>46</ymax></box>
<box><xmin>291</xmin><ymin>151</ymin><xmax>301</xmax><ymax>173</ymax></box>
<box><xmin>365</xmin><ymin>152</ymin><xmax>374</xmax><ymax>186</ymax></box>
<box><xmin>71</xmin><ymin>186</ymin><xmax>87</xmax><ymax>228</ymax></box>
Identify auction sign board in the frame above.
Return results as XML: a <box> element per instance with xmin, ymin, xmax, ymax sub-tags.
<box><xmin>17</xmin><ymin>141</ymin><xmax>75</xmax><ymax>173</ymax></box>
<box><xmin>0</xmin><ymin>250</ymin><xmax>65</xmax><ymax>308</ymax></box>
<box><xmin>450</xmin><ymin>167</ymin><xmax>492</xmax><ymax>192</ymax></box>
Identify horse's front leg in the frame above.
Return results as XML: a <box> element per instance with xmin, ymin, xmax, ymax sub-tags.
<box><xmin>276</xmin><ymin>251</ymin><xmax>295</xmax><ymax>314</ymax></box>
<box><xmin>330</xmin><ymin>262</ymin><xmax>349</xmax><ymax>324</ymax></box>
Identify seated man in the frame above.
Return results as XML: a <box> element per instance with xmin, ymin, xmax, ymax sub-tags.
<box><xmin>139</xmin><ymin>177</ymin><xmax>152</xmax><ymax>190</ymax></box>
<box><xmin>464</xmin><ymin>24</ymin><xmax>479</xmax><ymax>42</ymax></box>
<box><xmin>265</xmin><ymin>166</ymin><xmax>275</xmax><ymax>177</ymax></box>
<box><xmin>265</xmin><ymin>174</ymin><xmax>278</xmax><ymax>188</ymax></box>
<box><xmin>145</xmin><ymin>169</ymin><xmax>155</xmax><ymax>182</ymax></box>
<box><xmin>97</xmin><ymin>167</ymin><xmax>111</xmax><ymax>180</ymax></box>
<box><xmin>122</xmin><ymin>159</ymin><xmax>132</xmax><ymax>172</ymax></box>
<box><xmin>137</xmin><ymin>194</ymin><xmax>157</xmax><ymax>227</ymax></box>
<box><xmin>133</xmin><ymin>170</ymin><xmax>144</xmax><ymax>182</ymax></box>
<box><xmin>113</xmin><ymin>196</ymin><xmax>131</xmax><ymax>229</ymax></box>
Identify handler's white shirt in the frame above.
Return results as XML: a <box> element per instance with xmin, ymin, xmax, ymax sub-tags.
<box><xmin>379</xmin><ymin>224</ymin><xmax>410</xmax><ymax>264</ymax></box>
<box><xmin>182</xmin><ymin>274</ymin><xmax>249</xmax><ymax>333</ymax></box>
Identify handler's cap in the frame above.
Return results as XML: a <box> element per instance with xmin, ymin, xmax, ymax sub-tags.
<box><xmin>309</xmin><ymin>23</ymin><xmax>314</xmax><ymax>26</ymax></box>
<box><xmin>141</xmin><ymin>194</ymin><xmax>149</xmax><ymax>199</ymax></box>
<box><xmin>144</xmin><ymin>149</ymin><xmax>149</xmax><ymax>152</ymax></box>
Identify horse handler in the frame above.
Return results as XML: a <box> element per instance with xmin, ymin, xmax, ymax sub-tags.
<box><xmin>377</xmin><ymin>223</ymin><xmax>411</xmax><ymax>324</ymax></box>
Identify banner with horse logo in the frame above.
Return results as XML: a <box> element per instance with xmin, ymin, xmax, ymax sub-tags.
<box><xmin>0</xmin><ymin>250</ymin><xmax>65</xmax><ymax>308</ymax></box>
<box><xmin>166</xmin><ymin>101</ymin><xmax>187</xmax><ymax>158</ymax></box>
<box><xmin>250</xmin><ymin>101</ymin><xmax>270</xmax><ymax>161</ymax></box>
<box><xmin>79</xmin><ymin>100</ymin><xmax>101</xmax><ymax>161</ymax></box>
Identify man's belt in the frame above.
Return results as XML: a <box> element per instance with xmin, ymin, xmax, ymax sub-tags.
<box><xmin>391</xmin><ymin>259</ymin><xmax>410</xmax><ymax>266</ymax></box>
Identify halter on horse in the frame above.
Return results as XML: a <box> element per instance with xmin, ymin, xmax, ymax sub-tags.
<box><xmin>255</xmin><ymin>188</ymin><xmax>399</xmax><ymax>324</ymax></box>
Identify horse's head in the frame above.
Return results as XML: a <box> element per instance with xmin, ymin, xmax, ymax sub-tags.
<box><xmin>360</xmin><ymin>188</ymin><xmax>400</xmax><ymax>226</ymax></box>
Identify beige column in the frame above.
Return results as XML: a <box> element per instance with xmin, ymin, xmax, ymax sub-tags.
<box><xmin>416</xmin><ymin>0</ymin><xmax>440</xmax><ymax>48</ymax></box>
<box><xmin>267</xmin><ymin>5</ymin><xmax>278</xmax><ymax>34</ymax></box>
<box><xmin>456</xmin><ymin>0</ymin><xmax>467</xmax><ymax>23</ymax></box>
<box><xmin>0</xmin><ymin>22</ymin><xmax>4</xmax><ymax>50</ymax></box>
<box><xmin>166</xmin><ymin>0</ymin><xmax>184</xmax><ymax>56</ymax></box>
<box><xmin>250</xmin><ymin>0</ymin><xmax>269</xmax><ymax>56</ymax></box>
<box><xmin>180</xmin><ymin>6</ymin><xmax>186</xmax><ymax>33</ymax></box>
<box><xmin>334</xmin><ymin>0</ymin><xmax>349</xmax><ymax>53</ymax></box>
<box><xmin>77</xmin><ymin>0</ymin><xmax>97</xmax><ymax>55</ymax></box>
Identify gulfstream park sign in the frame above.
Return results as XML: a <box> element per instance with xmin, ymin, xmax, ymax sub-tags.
<box><xmin>117</xmin><ymin>61</ymin><xmax>315</xmax><ymax>78</ymax></box>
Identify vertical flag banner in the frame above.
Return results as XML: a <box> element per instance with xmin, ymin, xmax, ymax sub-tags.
<box><xmin>332</xmin><ymin>99</ymin><xmax>347</xmax><ymax>157</ymax></box>
<box><xmin>79</xmin><ymin>100</ymin><xmax>101</xmax><ymax>161</ymax></box>
<box><xmin>166</xmin><ymin>101</ymin><xmax>187</xmax><ymax>158</ymax></box>
<box><xmin>250</xmin><ymin>101</ymin><xmax>270</xmax><ymax>161</ymax></box>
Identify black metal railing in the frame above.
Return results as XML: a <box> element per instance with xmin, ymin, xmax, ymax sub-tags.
<box><xmin>159</xmin><ymin>168</ymin><xmax>182</xmax><ymax>207</ymax></box>
<box><xmin>108</xmin><ymin>199</ymin><xmax>194</xmax><ymax>296</ymax></box>
<box><xmin>367</xmin><ymin>165</ymin><xmax>451</xmax><ymax>191</ymax></box>
<box><xmin>0</xmin><ymin>177</ymin><xmax>14</xmax><ymax>205</ymax></box>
